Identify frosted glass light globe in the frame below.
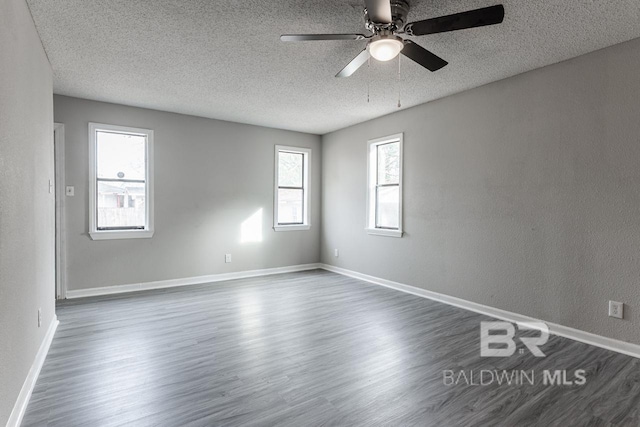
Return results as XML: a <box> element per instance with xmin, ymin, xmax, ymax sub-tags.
<box><xmin>369</xmin><ymin>36</ymin><xmax>404</xmax><ymax>61</ymax></box>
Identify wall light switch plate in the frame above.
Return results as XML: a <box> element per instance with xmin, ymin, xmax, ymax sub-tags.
<box><xmin>66</xmin><ymin>186</ymin><xmax>75</xmax><ymax>196</ymax></box>
<box><xmin>225</xmin><ymin>254</ymin><xmax>232</xmax><ymax>263</ymax></box>
<box><xmin>334</xmin><ymin>249</ymin><xmax>339</xmax><ymax>257</ymax></box>
<box><xmin>609</xmin><ymin>301</ymin><xmax>623</xmax><ymax>319</ymax></box>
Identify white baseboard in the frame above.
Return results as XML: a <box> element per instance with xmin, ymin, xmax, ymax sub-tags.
<box><xmin>66</xmin><ymin>263</ymin><xmax>322</xmax><ymax>299</ymax></box>
<box><xmin>320</xmin><ymin>264</ymin><xmax>640</xmax><ymax>359</ymax></box>
<box><xmin>7</xmin><ymin>315</ymin><xmax>59</xmax><ymax>427</ymax></box>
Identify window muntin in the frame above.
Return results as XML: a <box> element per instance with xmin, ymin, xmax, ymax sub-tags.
<box><xmin>274</xmin><ymin>146</ymin><xmax>310</xmax><ymax>230</ymax></box>
<box><xmin>367</xmin><ymin>134</ymin><xmax>403</xmax><ymax>237</ymax></box>
<box><xmin>89</xmin><ymin>123</ymin><xmax>154</xmax><ymax>240</ymax></box>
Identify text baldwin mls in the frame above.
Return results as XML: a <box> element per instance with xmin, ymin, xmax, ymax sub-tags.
<box><xmin>443</xmin><ymin>369</ymin><xmax>587</xmax><ymax>386</ymax></box>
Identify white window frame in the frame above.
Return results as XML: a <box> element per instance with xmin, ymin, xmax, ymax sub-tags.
<box><xmin>274</xmin><ymin>145</ymin><xmax>311</xmax><ymax>231</ymax></box>
<box><xmin>88</xmin><ymin>122</ymin><xmax>154</xmax><ymax>240</ymax></box>
<box><xmin>366</xmin><ymin>133</ymin><xmax>403</xmax><ymax>238</ymax></box>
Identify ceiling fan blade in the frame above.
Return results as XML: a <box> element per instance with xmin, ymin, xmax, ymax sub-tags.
<box><xmin>364</xmin><ymin>0</ymin><xmax>392</xmax><ymax>24</ymax></box>
<box><xmin>401</xmin><ymin>40</ymin><xmax>448</xmax><ymax>72</ymax></box>
<box><xmin>404</xmin><ymin>4</ymin><xmax>504</xmax><ymax>36</ymax></box>
<box><xmin>336</xmin><ymin>48</ymin><xmax>370</xmax><ymax>78</ymax></box>
<box><xmin>281</xmin><ymin>34</ymin><xmax>367</xmax><ymax>42</ymax></box>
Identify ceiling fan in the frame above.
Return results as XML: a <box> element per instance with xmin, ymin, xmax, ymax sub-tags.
<box><xmin>281</xmin><ymin>0</ymin><xmax>505</xmax><ymax>77</ymax></box>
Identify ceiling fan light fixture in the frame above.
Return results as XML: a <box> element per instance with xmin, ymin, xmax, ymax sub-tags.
<box><xmin>368</xmin><ymin>35</ymin><xmax>404</xmax><ymax>61</ymax></box>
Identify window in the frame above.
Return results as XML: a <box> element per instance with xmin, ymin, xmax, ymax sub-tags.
<box><xmin>367</xmin><ymin>133</ymin><xmax>403</xmax><ymax>237</ymax></box>
<box><xmin>274</xmin><ymin>145</ymin><xmax>311</xmax><ymax>231</ymax></box>
<box><xmin>89</xmin><ymin>123</ymin><xmax>154</xmax><ymax>240</ymax></box>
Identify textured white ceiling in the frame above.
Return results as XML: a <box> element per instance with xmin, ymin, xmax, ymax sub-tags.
<box><xmin>27</xmin><ymin>0</ymin><xmax>640</xmax><ymax>134</ymax></box>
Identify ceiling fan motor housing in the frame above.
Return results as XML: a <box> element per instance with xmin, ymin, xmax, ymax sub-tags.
<box><xmin>365</xmin><ymin>0</ymin><xmax>410</xmax><ymax>33</ymax></box>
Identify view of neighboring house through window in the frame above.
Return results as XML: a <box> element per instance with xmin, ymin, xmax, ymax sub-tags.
<box><xmin>274</xmin><ymin>145</ymin><xmax>310</xmax><ymax>231</ymax></box>
<box><xmin>367</xmin><ymin>133</ymin><xmax>403</xmax><ymax>237</ymax></box>
<box><xmin>89</xmin><ymin>123</ymin><xmax>154</xmax><ymax>239</ymax></box>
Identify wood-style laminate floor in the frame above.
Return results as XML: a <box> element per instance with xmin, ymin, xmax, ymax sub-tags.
<box><xmin>22</xmin><ymin>270</ymin><xmax>640</xmax><ymax>426</ymax></box>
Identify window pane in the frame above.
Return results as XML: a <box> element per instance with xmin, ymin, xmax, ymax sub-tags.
<box><xmin>278</xmin><ymin>152</ymin><xmax>303</xmax><ymax>187</ymax></box>
<box><xmin>376</xmin><ymin>185</ymin><xmax>399</xmax><ymax>229</ymax></box>
<box><xmin>97</xmin><ymin>181</ymin><xmax>146</xmax><ymax>229</ymax></box>
<box><xmin>278</xmin><ymin>188</ymin><xmax>303</xmax><ymax>224</ymax></box>
<box><xmin>97</xmin><ymin>131</ymin><xmax>146</xmax><ymax>180</ymax></box>
<box><xmin>377</xmin><ymin>142</ymin><xmax>399</xmax><ymax>185</ymax></box>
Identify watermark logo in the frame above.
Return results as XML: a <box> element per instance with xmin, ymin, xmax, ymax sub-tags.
<box><xmin>480</xmin><ymin>321</ymin><xmax>549</xmax><ymax>357</ymax></box>
<box><xmin>441</xmin><ymin>321</ymin><xmax>587</xmax><ymax>387</ymax></box>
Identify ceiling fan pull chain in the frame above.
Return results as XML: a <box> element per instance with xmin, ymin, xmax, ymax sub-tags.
<box><xmin>397</xmin><ymin>54</ymin><xmax>402</xmax><ymax>108</ymax></box>
<box><xmin>367</xmin><ymin>56</ymin><xmax>371</xmax><ymax>103</ymax></box>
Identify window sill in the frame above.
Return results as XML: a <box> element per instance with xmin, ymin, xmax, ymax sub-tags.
<box><xmin>366</xmin><ymin>228</ymin><xmax>403</xmax><ymax>238</ymax></box>
<box><xmin>274</xmin><ymin>225</ymin><xmax>311</xmax><ymax>232</ymax></box>
<box><xmin>89</xmin><ymin>230</ymin><xmax>154</xmax><ymax>240</ymax></box>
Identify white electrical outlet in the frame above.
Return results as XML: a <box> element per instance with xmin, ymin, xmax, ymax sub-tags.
<box><xmin>38</xmin><ymin>308</ymin><xmax>42</xmax><ymax>327</ymax></box>
<box><xmin>609</xmin><ymin>301</ymin><xmax>623</xmax><ymax>319</ymax></box>
<box><xmin>334</xmin><ymin>249</ymin><xmax>339</xmax><ymax>257</ymax></box>
<box><xmin>225</xmin><ymin>254</ymin><xmax>232</xmax><ymax>263</ymax></box>
<box><xmin>66</xmin><ymin>186</ymin><xmax>75</xmax><ymax>196</ymax></box>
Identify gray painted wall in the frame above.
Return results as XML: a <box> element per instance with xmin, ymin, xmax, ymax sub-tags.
<box><xmin>0</xmin><ymin>0</ymin><xmax>55</xmax><ymax>423</ymax></box>
<box><xmin>54</xmin><ymin>96</ymin><xmax>321</xmax><ymax>291</ymax></box>
<box><xmin>321</xmin><ymin>37</ymin><xmax>640</xmax><ymax>345</ymax></box>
